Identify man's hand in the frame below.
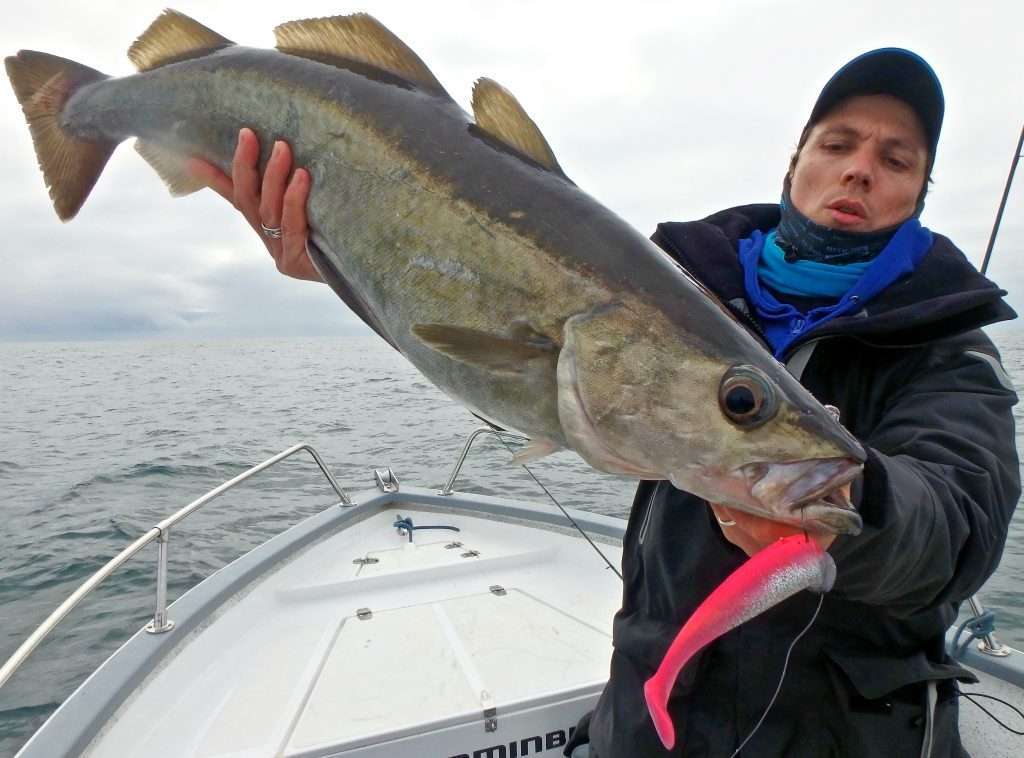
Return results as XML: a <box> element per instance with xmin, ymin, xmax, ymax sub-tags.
<box><xmin>708</xmin><ymin>483</ymin><xmax>851</xmax><ymax>556</ymax></box>
<box><xmin>189</xmin><ymin>128</ymin><xmax>323</xmax><ymax>282</ymax></box>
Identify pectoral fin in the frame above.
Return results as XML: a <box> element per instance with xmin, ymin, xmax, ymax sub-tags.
<box><xmin>510</xmin><ymin>438</ymin><xmax>561</xmax><ymax>465</ymax></box>
<box><xmin>135</xmin><ymin>140</ymin><xmax>206</xmax><ymax>196</ymax></box>
<box><xmin>411</xmin><ymin>323</ymin><xmax>557</xmax><ymax>377</ymax></box>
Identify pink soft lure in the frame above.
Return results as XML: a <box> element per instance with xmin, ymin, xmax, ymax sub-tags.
<box><xmin>643</xmin><ymin>534</ymin><xmax>836</xmax><ymax>750</ymax></box>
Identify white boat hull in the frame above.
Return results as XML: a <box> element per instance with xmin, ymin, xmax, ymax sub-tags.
<box><xmin>9</xmin><ymin>474</ymin><xmax>1023</xmax><ymax>757</ymax></box>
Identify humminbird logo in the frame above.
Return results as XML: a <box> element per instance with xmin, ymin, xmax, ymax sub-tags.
<box><xmin>447</xmin><ymin>726</ymin><xmax>576</xmax><ymax>757</ymax></box>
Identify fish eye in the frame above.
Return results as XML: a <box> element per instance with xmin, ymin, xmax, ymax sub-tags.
<box><xmin>718</xmin><ymin>366</ymin><xmax>778</xmax><ymax>428</ymax></box>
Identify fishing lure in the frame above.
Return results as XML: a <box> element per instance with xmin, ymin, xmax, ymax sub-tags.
<box><xmin>644</xmin><ymin>534</ymin><xmax>837</xmax><ymax>750</ymax></box>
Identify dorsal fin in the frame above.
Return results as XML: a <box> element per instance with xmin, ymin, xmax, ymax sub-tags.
<box><xmin>274</xmin><ymin>14</ymin><xmax>449</xmax><ymax>97</ymax></box>
<box><xmin>472</xmin><ymin>78</ymin><xmax>566</xmax><ymax>177</ymax></box>
<box><xmin>128</xmin><ymin>10</ymin><xmax>233</xmax><ymax>72</ymax></box>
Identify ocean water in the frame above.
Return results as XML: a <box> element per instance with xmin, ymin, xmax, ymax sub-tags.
<box><xmin>1</xmin><ymin>332</ymin><xmax>1023</xmax><ymax>756</ymax></box>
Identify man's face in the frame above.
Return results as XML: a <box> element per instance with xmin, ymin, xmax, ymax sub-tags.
<box><xmin>789</xmin><ymin>94</ymin><xmax>929</xmax><ymax>232</ymax></box>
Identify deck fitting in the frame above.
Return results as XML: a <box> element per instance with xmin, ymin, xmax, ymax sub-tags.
<box><xmin>482</xmin><ymin>689</ymin><xmax>498</xmax><ymax>732</ymax></box>
<box><xmin>373</xmin><ymin>468</ymin><xmax>400</xmax><ymax>493</ymax></box>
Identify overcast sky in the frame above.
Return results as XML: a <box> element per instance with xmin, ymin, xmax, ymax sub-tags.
<box><xmin>1</xmin><ymin>0</ymin><xmax>1021</xmax><ymax>341</ymax></box>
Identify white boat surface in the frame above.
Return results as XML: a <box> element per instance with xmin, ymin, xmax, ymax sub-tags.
<box><xmin>1</xmin><ymin>432</ymin><xmax>1021</xmax><ymax>757</ymax></box>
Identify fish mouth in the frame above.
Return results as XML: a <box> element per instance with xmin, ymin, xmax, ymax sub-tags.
<box><xmin>739</xmin><ymin>457</ymin><xmax>864</xmax><ymax>535</ymax></box>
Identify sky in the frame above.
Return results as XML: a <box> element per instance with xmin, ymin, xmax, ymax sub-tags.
<box><xmin>1</xmin><ymin>0</ymin><xmax>1021</xmax><ymax>341</ymax></box>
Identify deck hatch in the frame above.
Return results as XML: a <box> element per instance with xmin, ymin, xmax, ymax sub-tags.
<box><xmin>285</xmin><ymin>589</ymin><xmax>610</xmax><ymax>753</ymax></box>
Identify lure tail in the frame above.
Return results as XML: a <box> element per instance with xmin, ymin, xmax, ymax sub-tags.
<box><xmin>643</xmin><ymin>534</ymin><xmax>836</xmax><ymax>750</ymax></box>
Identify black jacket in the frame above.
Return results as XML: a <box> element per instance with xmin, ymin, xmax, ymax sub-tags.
<box><xmin>586</xmin><ymin>205</ymin><xmax>1020</xmax><ymax>757</ymax></box>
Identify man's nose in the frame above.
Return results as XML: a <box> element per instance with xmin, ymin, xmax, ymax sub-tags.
<box><xmin>840</xmin><ymin>149</ymin><xmax>874</xmax><ymax>190</ymax></box>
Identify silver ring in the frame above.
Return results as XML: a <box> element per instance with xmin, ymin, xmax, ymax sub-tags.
<box><xmin>715</xmin><ymin>515</ymin><xmax>737</xmax><ymax>527</ymax></box>
<box><xmin>261</xmin><ymin>222</ymin><xmax>283</xmax><ymax>240</ymax></box>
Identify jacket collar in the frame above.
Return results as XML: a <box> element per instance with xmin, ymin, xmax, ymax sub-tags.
<box><xmin>651</xmin><ymin>204</ymin><xmax>1016</xmax><ymax>348</ymax></box>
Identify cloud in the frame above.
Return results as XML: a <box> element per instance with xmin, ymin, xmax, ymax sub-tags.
<box><xmin>1</xmin><ymin>0</ymin><xmax>1022</xmax><ymax>340</ymax></box>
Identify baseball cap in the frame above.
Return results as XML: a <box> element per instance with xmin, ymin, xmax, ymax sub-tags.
<box><xmin>807</xmin><ymin>48</ymin><xmax>944</xmax><ymax>161</ymax></box>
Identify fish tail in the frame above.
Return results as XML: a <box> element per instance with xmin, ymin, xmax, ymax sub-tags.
<box><xmin>5</xmin><ymin>51</ymin><xmax>114</xmax><ymax>220</ymax></box>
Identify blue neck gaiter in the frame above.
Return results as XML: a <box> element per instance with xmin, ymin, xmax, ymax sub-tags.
<box><xmin>759</xmin><ymin>230</ymin><xmax>871</xmax><ymax>298</ymax></box>
<box><xmin>776</xmin><ymin>186</ymin><xmax>903</xmax><ymax>264</ymax></box>
<box><xmin>738</xmin><ymin>218</ymin><xmax>933</xmax><ymax>358</ymax></box>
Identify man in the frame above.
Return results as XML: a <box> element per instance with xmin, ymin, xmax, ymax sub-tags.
<box><xmin>192</xmin><ymin>48</ymin><xmax>1019</xmax><ymax>757</ymax></box>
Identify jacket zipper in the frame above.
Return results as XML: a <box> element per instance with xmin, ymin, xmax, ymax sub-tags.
<box><xmin>638</xmin><ymin>481</ymin><xmax>661</xmax><ymax>545</ymax></box>
<box><xmin>738</xmin><ymin>308</ymin><xmax>769</xmax><ymax>344</ymax></box>
<box><xmin>725</xmin><ymin>298</ymin><xmax>772</xmax><ymax>350</ymax></box>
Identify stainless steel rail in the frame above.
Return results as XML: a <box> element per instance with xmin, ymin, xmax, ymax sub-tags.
<box><xmin>442</xmin><ymin>430</ymin><xmax>1015</xmax><ymax>658</ymax></box>
<box><xmin>438</xmin><ymin>426</ymin><xmax>530</xmax><ymax>495</ymax></box>
<box><xmin>967</xmin><ymin>595</ymin><xmax>1012</xmax><ymax>657</ymax></box>
<box><xmin>0</xmin><ymin>443</ymin><xmax>351</xmax><ymax>689</ymax></box>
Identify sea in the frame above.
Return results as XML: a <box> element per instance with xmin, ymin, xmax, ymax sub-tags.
<box><xmin>1</xmin><ymin>332</ymin><xmax>1023</xmax><ymax>756</ymax></box>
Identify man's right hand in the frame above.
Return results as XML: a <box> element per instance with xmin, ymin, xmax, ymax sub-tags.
<box><xmin>189</xmin><ymin>128</ymin><xmax>324</xmax><ymax>282</ymax></box>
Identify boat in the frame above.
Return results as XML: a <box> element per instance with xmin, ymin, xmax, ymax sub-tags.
<box><xmin>1</xmin><ymin>428</ymin><xmax>1021</xmax><ymax>757</ymax></box>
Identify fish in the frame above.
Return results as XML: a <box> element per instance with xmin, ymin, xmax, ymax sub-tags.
<box><xmin>6</xmin><ymin>10</ymin><xmax>866</xmax><ymax>533</ymax></box>
<box><xmin>644</xmin><ymin>534</ymin><xmax>837</xmax><ymax>750</ymax></box>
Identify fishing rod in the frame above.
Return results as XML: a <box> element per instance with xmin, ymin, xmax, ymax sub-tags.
<box><xmin>980</xmin><ymin>123</ymin><xmax>1024</xmax><ymax>276</ymax></box>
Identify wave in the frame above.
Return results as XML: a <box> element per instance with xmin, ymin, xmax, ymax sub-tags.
<box><xmin>54</xmin><ymin>459</ymin><xmax>251</xmax><ymax>505</ymax></box>
<box><xmin>0</xmin><ymin>701</ymin><xmax>60</xmax><ymax>722</ymax></box>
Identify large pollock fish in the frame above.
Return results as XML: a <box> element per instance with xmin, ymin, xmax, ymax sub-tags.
<box><xmin>7</xmin><ymin>10</ymin><xmax>866</xmax><ymax>533</ymax></box>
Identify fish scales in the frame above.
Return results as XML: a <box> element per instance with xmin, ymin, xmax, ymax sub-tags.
<box><xmin>62</xmin><ymin>47</ymin><xmax>605</xmax><ymax>437</ymax></box>
<box><xmin>7</xmin><ymin>12</ymin><xmax>868</xmax><ymax>533</ymax></box>
<box><xmin>89</xmin><ymin>46</ymin><xmax>713</xmax><ymax>441</ymax></box>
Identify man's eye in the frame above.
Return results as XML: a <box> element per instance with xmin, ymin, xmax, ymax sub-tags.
<box><xmin>823</xmin><ymin>142</ymin><xmax>846</xmax><ymax>152</ymax></box>
<box><xmin>886</xmin><ymin>156</ymin><xmax>909</xmax><ymax>170</ymax></box>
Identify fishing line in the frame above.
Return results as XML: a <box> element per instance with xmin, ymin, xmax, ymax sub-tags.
<box><xmin>728</xmin><ymin>591</ymin><xmax>825</xmax><ymax>758</ymax></box>
<box><xmin>956</xmin><ymin>691</ymin><xmax>1024</xmax><ymax>736</ymax></box>
<box><xmin>491</xmin><ymin>430</ymin><xmax>623</xmax><ymax>581</ymax></box>
<box><xmin>491</xmin><ymin>425</ymin><xmax>836</xmax><ymax>753</ymax></box>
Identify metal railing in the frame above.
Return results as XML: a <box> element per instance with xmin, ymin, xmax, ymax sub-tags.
<box><xmin>0</xmin><ymin>443</ymin><xmax>351</xmax><ymax>689</ymax></box>
<box><xmin>438</xmin><ymin>426</ymin><xmax>529</xmax><ymax>495</ymax></box>
<box><xmin>440</xmin><ymin>428</ymin><xmax>1015</xmax><ymax>658</ymax></box>
<box><xmin>967</xmin><ymin>595</ymin><xmax>1012</xmax><ymax>658</ymax></box>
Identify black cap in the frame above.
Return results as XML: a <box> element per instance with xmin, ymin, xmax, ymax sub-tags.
<box><xmin>808</xmin><ymin>48</ymin><xmax>944</xmax><ymax>162</ymax></box>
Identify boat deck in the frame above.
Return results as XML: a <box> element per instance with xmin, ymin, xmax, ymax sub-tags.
<box><xmin>62</xmin><ymin>491</ymin><xmax>623</xmax><ymax>758</ymax></box>
<box><xmin>10</xmin><ymin>470</ymin><xmax>1022</xmax><ymax>758</ymax></box>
